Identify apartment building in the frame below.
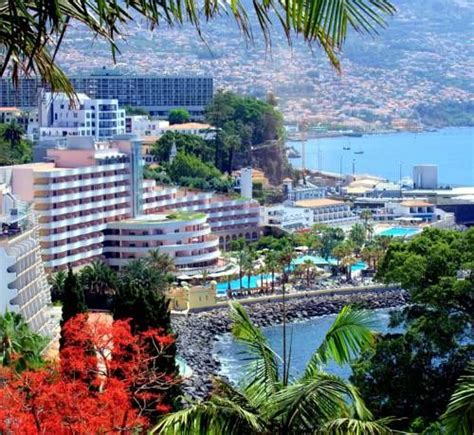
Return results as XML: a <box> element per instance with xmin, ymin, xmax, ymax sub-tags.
<box><xmin>0</xmin><ymin>71</ymin><xmax>213</xmax><ymax>119</ymax></box>
<box><xmin>37</xmin><ymin>92</ymin><xmax>126</xmax><ymax>140</ymax></box>
<box><xmin>5</xmin><ymin>135</ymin><xmax>260</xmax><ymax>272</ymax></box>
<box><xmin>0</xmin><ymin>184</ymin><xmax>53</xmax><ymax>335</ymax></box>
<box><xmin>294</xmin><ymin>198</ymin><xmax>355</xmax><ymax>225</ymax></box>
<box><xmin>143</xmin><ymin>187</ymin><xmax>262</xmax><ymax>250</ymax></box>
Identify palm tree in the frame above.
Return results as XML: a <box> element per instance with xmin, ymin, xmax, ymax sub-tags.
<box><xmin>265</xmin><ymin>251</ymin><xmax>278</xmax><ymax>294</ymax></box>
<box><xmin>301</xmin><ymin>259</ymin><xmax>315</xmax><ymax>288</ymax></box>
<box><xmin>441</xmin><ymin>361</ymin><xmax>474</xmax><ymax>435</ymax></box>
<box><xmin>332</xmin><ymin>241</ymin><xmax>356</xmax><ymax>280</ymax></box>
<box><xmin>242</xmin><ymin>248</ymin><xmax>256</xmax><ymax>291</ymax></box>
<box><xmin>79</xmin><ymin>260</ymin><xmax>117</xmax><ymax>295</ymax></box>
<box><xmin>0</xmin><ymin>312</ymin><xmax>47</xmax><ymax>372</ymax></box>
<box><xmin>148</xmin><ymin>249</ymin><xmax>176</xmax><ymax>274</ymax></box>
<box><xmin>0</xmin><ymin>1</ymin><xmax>395</xmax><ymax>100</ymax></box>
<box><xmin>154</xmin><ymin>302</ymin><xmax>394</xmax><ymax>434</ymax></box>
<box><xmin>49</xmin><ymin>269</ymin><xmax>67</xmax><ymax>301</ymax></box>
<box><xmin>231</xmin><ymin>238</ymin><xmax>247</xmax><ymax>290</ymax></box>
<box><xmin>1</xmin><ymin>121</ymin><xmax>23</xmax><ymax>149</ymax></box>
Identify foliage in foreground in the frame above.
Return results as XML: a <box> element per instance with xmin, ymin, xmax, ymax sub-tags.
<box><xmin>351</xmin><ymin>227</ymin><xmax>474</xmax><ymax>432</ymax></box>
<box><xmin>155</xmin><ymin>302</ymin><xmax>395</xmax><ymax>434</ymax></box>
<box><xmin>0</xmin><ymin>314</ymin><xmax>177</xmax><ymax>433</ymax></box>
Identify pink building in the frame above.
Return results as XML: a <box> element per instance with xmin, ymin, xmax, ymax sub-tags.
<box><xmin>3</xmin><ymin>136</ymin><xmax>261</xmax><ymax>273</ymax></box>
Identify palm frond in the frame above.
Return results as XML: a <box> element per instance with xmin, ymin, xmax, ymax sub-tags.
<box><xmin>318</xmin><ymin>416</ymin><xmax>398</xmax><ymax>435</ymax></box>
<box><xmin>441</xmin><ymin>361</ymin><xmax>474</xmax><ymax>435</ymax></box>
<box><xmin>304</xmin><ymin>306</ymin><xmax>378</xmax><ymax>378</ymax></box>
<box><xmin>268</xmin><ymin>372</ymin><xmax>353</xmax><ymax>431</ymax></box>
<box><xmin>0</xmin><ymin>0</ymin><xmax>395</xmax><ymax>99</ymax></box>
<box><xmin>229</xmin><ymin>302</ymin><xmax>280</xmax><ymax>402</ymax></box>
<box><xmin>152</xmin><ymin>395</ymin><xmax>265</xmax><ymax>435</ymax></box>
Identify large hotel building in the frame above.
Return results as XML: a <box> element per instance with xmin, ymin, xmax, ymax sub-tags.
<box><xmin>0</xmin><ymin>71</ymin><xmax>213</xmax><ymax>119</ymax></box>
<box><xmin>1</xmin><ymin>135</ymin><xmax>260</xmax><ymax>274</ymax></box>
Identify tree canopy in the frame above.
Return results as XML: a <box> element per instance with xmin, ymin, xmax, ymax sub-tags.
<box><xmin>168</xmin><ymin>108</ymin><xmax>190</xmax><ymax>125</ymax></box>
<box><xmin>351</xmin><ymin>228</ymin><xmax>474</xmax><ymax>432</ymax></box>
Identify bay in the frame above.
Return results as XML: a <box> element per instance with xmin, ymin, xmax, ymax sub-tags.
<box><xmin>288</xmin><ymin>127</ymin><xmax>474</xmax><ymax>186</ymax></box>
<box><xmin>213</xmin><ymin>308</ymin><xmax>403</xmax><ymax>384</ymax></box>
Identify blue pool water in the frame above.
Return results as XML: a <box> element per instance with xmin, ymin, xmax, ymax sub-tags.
<box><xmin>216</xmin><ymin>256</ymin><xmax>367</xmax><ymax>295</ymax></box>
<box><xmin>378</xmin><ymin>227</ymin><xmax>421</xmax><ymax>238</ymax></box>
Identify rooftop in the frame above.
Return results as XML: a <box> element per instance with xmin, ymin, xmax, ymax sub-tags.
<box><xmin>295</xmin><ymin>198</ymin><xmax>345</xmax><ymax>208</ymax></box>
<box><xmin>400</xmin><ymin>200</ymin><xmax>434</xmax><ymax>207</ymax></box>
<box><xmin>165</xmin><ymin>122</ymin><xmax>213</xmax><ymax>130</ymax></box>
<box><xmin>118</xmin><ymin>212</ymin><xmax>206</xmax><ymax>225</ymax></box>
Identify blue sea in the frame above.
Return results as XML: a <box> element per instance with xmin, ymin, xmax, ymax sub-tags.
<box><xmin>213</xmin><ymin>308</ymin><xmax>404</xmax><ymax>384</ymax></box>
<box><xmin>288</xmin><ymin>127</ymin><xmax>474</xmax><ymax>186</ymax></box>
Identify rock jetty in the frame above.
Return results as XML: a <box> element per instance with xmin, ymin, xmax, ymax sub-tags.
<box><xmin>172</xmin><ymin>288</ymin><xmax>406</xmax><ymax>399</ymax></box>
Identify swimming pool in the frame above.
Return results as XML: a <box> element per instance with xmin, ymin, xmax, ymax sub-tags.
<box><xmin>378</xmin><ymin>227</ymin><xmax>421</xmax><ymax>238</ymax></box>
<box><xmin>216</xmin><ymin>256</ymin><xmax>368</xmax><ymax>295</ymax></box>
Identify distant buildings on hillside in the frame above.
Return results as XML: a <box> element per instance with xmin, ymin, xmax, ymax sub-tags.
<box><xmin>0</xmin><ymin>70</ymin><xmax>213</xmax><ymax>119</ymax></box>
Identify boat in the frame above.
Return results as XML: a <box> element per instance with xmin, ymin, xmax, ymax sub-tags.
<box><xmin>354</xmin><ymin>150</ymin><xmax>364</xmax><ymax>155</ymax></box>
<box><xmin>343</xmin><ymin>146</ymin><xmax>351</xmax><ymax>151</ymax></box>
<box><xmin>346</xmin><ymin>132</ymin><xmax>363</xmax><ymax>137</ymax></box>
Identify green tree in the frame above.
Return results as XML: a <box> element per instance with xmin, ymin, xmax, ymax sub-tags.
<box><xmin>0</xmin><ymin>122</ymin><xmax>32</xmax><ymax>164</ymax></box>
<box><xmin>48</xmin><ymin>270</ymin><xmax>67</xmax><ymax>302</ymax></box>
<box><xmin>231</xmin><ymin>237</ymin><xmax>247</xmax><ymax>290</ymax></box>
<box><xmin>332</xmin><ymin>241</ymin><xmax>356</xmax><ymax>280</ymax></box>
<box><xmin>0</xmin><ymin>312</ymin><xmax>46</xmax><ymax>372</ymax></box>
<box><xmin>152</xmin><ymin>131</ymin><xmax>213</xmax><ymax>163</ymax></box>
<box><xmin>148</xmin><ymin>250</ymin><xmax>176</xmax><ymax>275</ymax></box>
<box><xmin>351</xmin><ymin>228</ymin><xmax>474</xmax><ymax>432</ymax></box>
<box><xmin>59</xmin><ymin>267</ymin><xmax>87</xmax><ymax>349</ymax></box>
<box><xmin>155</xmin><ymin>302</ymin><xmax>394</xmax><ymax>434</ymax></box>
<box><xmin>79</xmin><ymin>260</ymin><xmax>117</xmax><ymax>296</ymax></box>
<box><xmin>319</xmin><ymin>226</ymin><xmax>345</xmax><ymax>260</ymax></box>
<box><xmin>168</xmin><ymin>108</ymin><xmax>190</xmax><ymax>125</ymax></box>
<box><xmin>265</xmin><ymin>250</ymin><xmax>278</xmax><ymax>293</ymax></box>
<box><xmin>441</xmin><ymin>361</ymin><xmax>474</xmax><ymax>435</ymax></box>
<box><xmin>349</xmin><ymin>223</ymin><xmax>367</xmax><ymax>252</ymax></box>
<box><xmin>113</xmin><ymin>258</ymin><xmax>180</xmax><ymax>412</ymax></box>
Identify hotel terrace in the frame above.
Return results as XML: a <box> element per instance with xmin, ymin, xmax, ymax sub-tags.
<box><xmin>1</xmin><ymin>135</ymin><xmax>260</xmax><ymax>274</ymax></box>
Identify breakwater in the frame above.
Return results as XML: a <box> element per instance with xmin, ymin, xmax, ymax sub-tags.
<box><xmin>172</xmin><ymin>286</ymin><xmax>407</xmax><ymax>399</ymax></box>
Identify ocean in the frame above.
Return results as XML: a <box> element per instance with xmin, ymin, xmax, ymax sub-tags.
<box><xmin>287</xmin><ymin>127</ymin><xmax>474</xmax><ymax>186</ymax></box>
<box><xmin>213</xmin><ymin>308</ymin><xmax>404</xmax><ymax>384</ymax></box>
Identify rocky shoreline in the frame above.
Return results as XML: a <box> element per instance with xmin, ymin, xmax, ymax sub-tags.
<box><xmin>172</xmin><ymin>288</ymin><xmax>407</xmax><ymax>399</ymax></box>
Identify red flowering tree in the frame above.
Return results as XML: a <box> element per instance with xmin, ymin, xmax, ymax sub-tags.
<box><xmin>0</xmin><ymin>314</ymin><xmax>178</xmax><ymax>433</ymax></box>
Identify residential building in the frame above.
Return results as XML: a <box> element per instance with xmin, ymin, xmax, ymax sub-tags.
<box><xmin>5</xmin><ymin>135</ymin><xmax>260</xmax><ymax>271</ymax></box>
<box><xmin>261</xmin><ymin>204</ymin><xmax>314</xmax><ymax>232</ymax></box>
<box><xmin>373</xmin><ymin>199</ymin><xmax>454</xmax><ymax>224</ymax></box>
<box><xmin>283</xmin><ymin>178</ymin><xmax>326</xmax><ymax>203</ymax></box>
<box><xmin>0</xmin><ymin>183</ymin><xmax>53</xmax><ymax>335</ymax></box>
<box><xmin>0</xmin><ymin>71</ymin><xmax>213</xmax><ymax>119</ymax></box>
<box><xmin>0</xmin><ymin>107</ymin><xmax>21</xmax><ymax>124</ymax></box>
<box><xmin>294</xmin><ymin>198</ymin><xmax>355</xmax><ymax>225</ymax></box>
<box><xmin>38</xmin><ymin>92</ymin><xmax>125</xmax><ymax>140</ymax></box>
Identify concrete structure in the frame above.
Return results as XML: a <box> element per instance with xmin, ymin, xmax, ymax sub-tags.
<box><xmin>0</xmin><ymin>71</ymin><xmax>213</xmax><ymax>119</ymax></box>
<box><xmin>284</xmin><ymin>179</ymin><xmax>326</xmax><ymax>203</ymax></box>
<box><xmin>239</xmin><ymin>167</ymin><xmax>253</xmax><ymax>199</ymax></box>
<box><xmin>4</xmin><ymin>135</ymin><xmax>260</xmax><ymax>271</ymax></box>
<box><xmin>38</xmin><ymin>92</ymin><xmax>125</xmax><ymax>141</ymax></box>
<box><xmin>0</xmin><ymin>184</ymin><xmax>53</xmax><ymax>335</ymax></box>
<box><xmin>104</xmin><ymin>213</ymin><xmax>219</xmax><ymax>271</ymax></box>
<box><xmin>0</xmin><ymin>107</ymin><xmax>21</xmax><ymax>124</ymax></box>
<box><xmin>262</xmin><ymin>204</ymin><xmax>314</xmax><ymax>232</ymax></box>
<box><xmin>413</xmin><ymin>164</ymin><xmax>438</xmax><ymax>190</ymax></box>
<box><xmin>168</xmin><ymin>282</ymin><xmax>217</xmax><ymax>311</ymax></box>
<box><xmin>125</xmin><ymin>115</ymin><xmax>169</xmax><ymax>136</ymax></box>
<box><xmin>373</xmin><ymin>199</ymin><xmax>452</xmax><ymax>223</ymax></box>
<box><xmin>294</xmin><ymin>198</ymin><xmax>355</xmax><ymax>225</ymax></box>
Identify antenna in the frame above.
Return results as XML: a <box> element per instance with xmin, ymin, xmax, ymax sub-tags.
<box><xmin>301</xmin><ymin>118</ymin><xmax>307</xmax><ymax>185</ymax></box>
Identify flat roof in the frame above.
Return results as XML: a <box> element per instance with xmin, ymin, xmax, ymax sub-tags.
<box><xmin>295</xmin><ymin>198</ymin><xmax>345</xmax><ymax>208</ymax></box>
<box><xmin>401</xmin><ymin>200</ymin><xmax>434</xmax><ymax>207</ymax></box>
<box><xmin>118</xmin><ymin>212</ymin><xmax>206</xmax><ymax>225</ymax></box>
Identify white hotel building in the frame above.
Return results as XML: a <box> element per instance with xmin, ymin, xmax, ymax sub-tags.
<box><xmin>3</xmin><ymin>135</ymin><xmax>260</xmax><ymax>273</ymax></box>
<box><xmin>37</xmin><ymin>92</ymin><xmax>126</xmax><ymax>140</ymax></box>
<box><xmin>0</xmin><ymin>183</ymin><xmax>53</xmax><ymax>334</ymax></box>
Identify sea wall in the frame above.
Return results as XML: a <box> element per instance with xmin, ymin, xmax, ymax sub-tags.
<box><xmin>172</xmin><ymin>286</ymin><xmax>407</xmax><ymax>399</ymax></box>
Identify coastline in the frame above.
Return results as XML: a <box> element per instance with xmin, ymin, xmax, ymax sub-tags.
<box><xmin>172</xmin><ymin>287</ymin><xmax>407</xmax><ymax>399</ymax></box>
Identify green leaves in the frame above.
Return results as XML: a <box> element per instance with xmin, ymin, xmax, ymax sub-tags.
<box><xmin>441</xmin><ymin>361</ymin><xmax>474</xmax><ymax>435</ymax></box>
<box><xmin>305</xmin><ymin>305</ymin><xmax>377</xmax><ymax>374</ymax></box>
